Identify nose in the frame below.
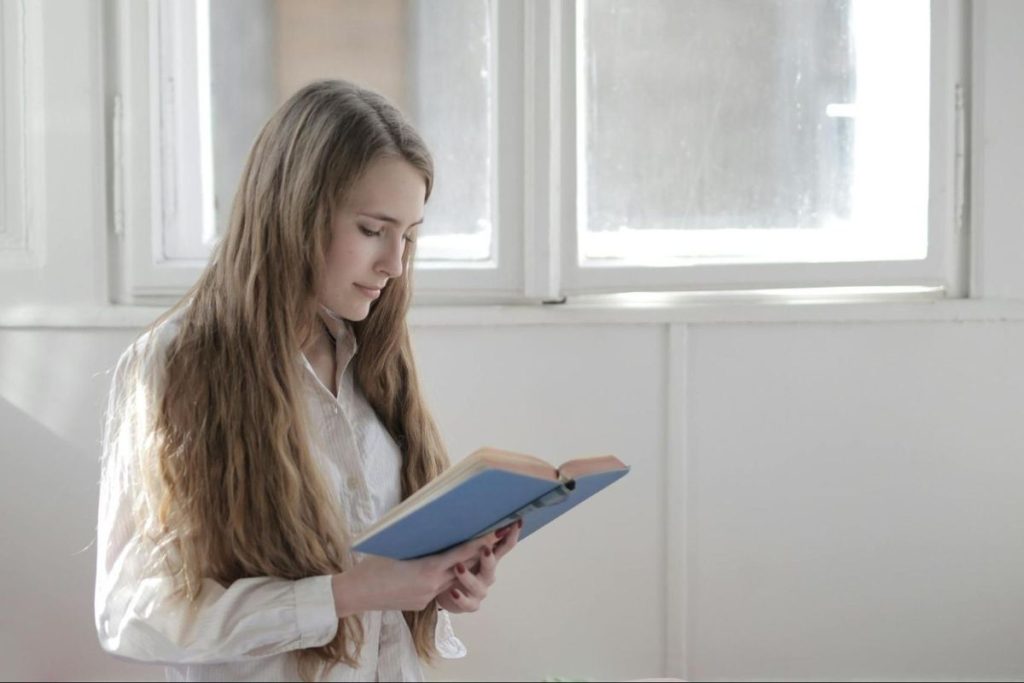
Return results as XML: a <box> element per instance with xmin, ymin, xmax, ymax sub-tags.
<box><xmin>377</xmin><ymin>234</ymin><xmax>405</xmax><ymax>280</ymax></box>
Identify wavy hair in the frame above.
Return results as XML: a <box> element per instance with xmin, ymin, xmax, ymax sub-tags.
<box><xmin>113</xmin><ymin>80</ymin><xmax>449</xmax><ymax>681</ymax></box>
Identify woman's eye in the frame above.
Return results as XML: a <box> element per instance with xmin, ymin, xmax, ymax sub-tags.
<box><xmin>360</xmin><ymin>224</ymin><xmax>415</xmax><ymax>243</ymax></box>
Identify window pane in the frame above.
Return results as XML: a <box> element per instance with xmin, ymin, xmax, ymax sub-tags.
<box><xmin>204</xmin><ymin>0</ymin><xmax>493</xmax><ymax>263</ymax></box>
<box><xmin>578</xmin><ymin>0</ymin><xmax>930</xmax><ymax>266</ymax></box>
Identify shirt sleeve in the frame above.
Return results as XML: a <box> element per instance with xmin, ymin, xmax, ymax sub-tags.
<box><xmin>94</xmin><ymin>340</ymin><xmax>340</xmax><ymax>665</ymax></box>
<box><xmin>434</xmin><ymin>609</ymin><xmax>467</xmax><ymax>659</ymax></box>
<box><xmin>374</xmin><ymin>608</ymin><xmax>467</xmax><ymax>681</ymax></box>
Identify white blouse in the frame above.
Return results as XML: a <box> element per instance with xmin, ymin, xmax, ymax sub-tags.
<box><xmin>95</xmin><ymin>307</ymin><xmax>465</xmax><ymax>682</ymax></box>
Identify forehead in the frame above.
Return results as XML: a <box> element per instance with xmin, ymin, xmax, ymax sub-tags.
<box><xmin>344</xmin><ymin>156</ymin><xmax>426</xmax><ymax>220</ymax></box>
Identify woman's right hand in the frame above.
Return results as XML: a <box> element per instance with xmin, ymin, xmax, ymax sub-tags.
<box><xmin>331</xmin><ymin>530</ymin><xmax>503</xmax><ymax>616</ymax></box>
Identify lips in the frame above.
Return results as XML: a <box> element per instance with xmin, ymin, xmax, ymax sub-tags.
<box><xmin>355</xmin><ymin>283</ymin><xmax>382</xmax><ymax>299</ymax></box>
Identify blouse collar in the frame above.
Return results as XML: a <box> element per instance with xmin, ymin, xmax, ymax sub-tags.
<box><xmin>317</xmin><ymin>304</ymin><xmax>359</xmax><ymax>371</ymax></box>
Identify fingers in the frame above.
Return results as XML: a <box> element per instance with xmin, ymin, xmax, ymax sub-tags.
<box><xmin>453</xmin><ymin>560</ymin><xmax>489</xmax><ymax>596</ymax></box>
<box><xmin>448</xmin><ymin>562</ymin><xmax>487</xmax><ymax>612</ymax></box>
<box><xmin>475</xmin><ymin>542</ymin><xmax>498</xmax><ymax>584</ymax></box>
<box><xmin>436</xmin><ymin>534</ymin><xmax>494</xmax><ymax>568</ymax></box>
<box><xmin>493</xmin><ymin>518</ymin><xmax>522</xmax><ymax>561</ymax></box>
<box><xmin>435</xmin><ymin>520</ymin><xmax>524</xmax><ymax>612</ymax></box>
<box><xmin>475</xmin><ymin>519</ymin><xmax>521</xmax><ymax>584</ymax></box>
<box><xmin>435</xmin><ymin>590</ymin><xmax>463</xmax><ymax>614</ymax></box>
<box><xmin>432</xmin><ymin>519</ymin><xmax>522</xmax><ymax>575</ymax></box>
<box><xmin>446</xmin><ymin>586</ymin><xmax>480</xmax><ymax>612</ymax></box>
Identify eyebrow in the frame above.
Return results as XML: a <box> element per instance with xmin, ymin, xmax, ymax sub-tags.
<box><xmin>358</xmin><ymin>212</ymin><xmax>424</xmax><ymax>231</ymax></box>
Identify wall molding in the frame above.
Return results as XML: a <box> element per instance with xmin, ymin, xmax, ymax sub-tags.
<box><xmin>0</xmin><ymin>0</ymin><xmax>35</xmax><ymax>264</ymax></box>
<box><xmin>4</xmin><ymin>298</ymin><xmax>1024</xmax><ymax>330</ymax></box>
<box><xmin>664</xmin><ymin>323</ymin><xmax>690</xmax><ymax>679</ymax></box>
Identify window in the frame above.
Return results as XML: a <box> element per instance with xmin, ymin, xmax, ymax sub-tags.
<box><xmin>565</xmin><ymin>0</ymin><xmax>966</xmax><ymax>295</ymax></box>
<box><xmin>111</xmin><ymin>0</ymin><xmax>966</xmax><ymax>305</ymax></box>
<box><xmin>0</xmin><ymin>0</ymin><xmax>33</xmax><ymax>268</ymax></box>
<box><xmin>578</xmin><ymin>0</ymin><xmax>926</xmax><ymax>265</ymax></box>
<box><xmin>204</xmin><ymin>0</ymin><xmax>495</xmax><ymax>265</ymax></box>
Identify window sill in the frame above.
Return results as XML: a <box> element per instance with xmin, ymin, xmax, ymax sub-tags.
<box><xmin>3</xmin><ymin>294</ymin><xmax>1024</xmax><ymax>329</ymax></box>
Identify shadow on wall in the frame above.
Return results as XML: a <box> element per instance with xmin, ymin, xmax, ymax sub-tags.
<box><xmin>0</xmin><ymin>328</ymin><xmax>124</xmax><ymax>446</ymax></box>
<box><xmin>0</xmin><ymin>333</ymin><xmax>160</xmax><ymax>680</ymax></box>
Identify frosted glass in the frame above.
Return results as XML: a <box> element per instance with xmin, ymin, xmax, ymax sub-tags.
<box><xmin>578</xmin><ymin>0</ymin><xmax>930</xmax><ymax>265</ymax></box>
<box><xmin>206</xmin><ymin>0</ymin><xmax>494</xmax><ymax>262</ymax></box>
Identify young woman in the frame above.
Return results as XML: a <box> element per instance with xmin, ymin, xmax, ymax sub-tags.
<box><xmin>95</xmin><ymin>80</ymin><xmax>521</xmax><ymax>682</ymax></box>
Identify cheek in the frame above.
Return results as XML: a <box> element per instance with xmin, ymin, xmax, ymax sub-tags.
<box><xmin>325</xmin><ymin>239</ymin><xmax>366</xmax><ymax>282</ymax></box>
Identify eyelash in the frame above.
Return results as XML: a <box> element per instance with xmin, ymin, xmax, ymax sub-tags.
<box><xmin>359</xmin><ymin>225</ymin><xmax>416</xmax><ymax>244</ymax></box>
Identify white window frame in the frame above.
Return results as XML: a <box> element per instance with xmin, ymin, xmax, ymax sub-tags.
<box><xmin>110</xmin><ymin>0</ymin><xmax>968</xmax><ymax>306</ymax></box>
<box><xmin>408</xmin><ymin>0</ymin><xmax>528</xmax><ymax>303</ymax></box>
<box><xmin>0</xmin><ymin>0</ymin><xmax>36</xmax><ymax>269</ymax></box>
<box><xmin>555</xmin><ymin>0</ymin><xmax>969</xmax><ymax>297</ymax></box>
<box><xmin>111</xmin><ymin>0</ymin><xmax>210</xmax><ymax>302</ymax></box>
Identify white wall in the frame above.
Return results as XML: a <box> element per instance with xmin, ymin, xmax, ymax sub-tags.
<box><xmin>2</xmin><ymin>1</ymin><xmax>1023</xmax><ymax>681</ymax></box>
<box><xmin>680</xmin><ymin>321</ymin><xmax>1024</xmax><ymax>680</ymax></box>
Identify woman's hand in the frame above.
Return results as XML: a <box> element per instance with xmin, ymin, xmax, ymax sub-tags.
<box><xmin>332</xmin><ymin>530</ymin><xmax>505</xmax><ymax>617</ymax></box>
<box><xmin>436</xmin><ymin>518</ymin><xmax>522</xmax><ymax>613</ymax></box>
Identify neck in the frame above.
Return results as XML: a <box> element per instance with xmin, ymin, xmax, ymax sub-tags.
<box><xmin>321</xmin><ymin>316</ymin><xmax>337</xmax><ymax>346</ymax></box>
<box><xmin>301</xmin><ymin>311</ymin><xmax>337</xmax><ymax>359</ymax></box>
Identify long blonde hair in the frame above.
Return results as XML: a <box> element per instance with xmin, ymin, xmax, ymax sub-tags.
<box><xmin>114</xmin><ymin>80</ymin><xmax>449</xmax><ymax>681</ymax></box>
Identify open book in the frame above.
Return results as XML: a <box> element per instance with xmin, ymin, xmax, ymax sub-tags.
<box><xmin>351</xmin><ymin>447</ymin><xmax>630</xmax><ymax>560</ymax></box>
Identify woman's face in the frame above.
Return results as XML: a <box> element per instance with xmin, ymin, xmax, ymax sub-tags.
<box><xmin>319</xmin><ymin>156</ymin><xmax>426</xmax><ymax>321</ymax></box>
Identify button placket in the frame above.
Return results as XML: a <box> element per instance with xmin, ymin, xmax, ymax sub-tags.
<box><xmin>328</xmin><ymin>402</ymin><xmax>375</xmax><ymax>525</ymax></box>
<box><xmin>346</xmin><ymin>466</ymin><xmax>375</xmax><ymax>522</ymax></box>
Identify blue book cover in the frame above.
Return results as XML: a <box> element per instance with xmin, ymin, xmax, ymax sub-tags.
<box><xmin>351</xmin><ymin>448</ymin><xmax>630</xmax><ymax>560</ymax></box>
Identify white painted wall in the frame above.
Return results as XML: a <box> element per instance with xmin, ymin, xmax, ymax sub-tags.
<box><xmin>2</xmin><ymin>1</ymin><xmax>1023</xmax><ymax>681</ymax></box>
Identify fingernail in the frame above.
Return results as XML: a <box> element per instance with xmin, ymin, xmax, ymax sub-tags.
<box><xmin>451</xmin><ymin>589</ymin><xmax>460</xmax><ymax>599</ymax></box>
<box><xmin>456</xmin><ymin>563</ymin><xmax>465</xmax><ymax>574</ymax></box>
<box><xmin>483</xmin><ymin>547</ymin><xmax>492</xmax><ymax>557</ymax></box>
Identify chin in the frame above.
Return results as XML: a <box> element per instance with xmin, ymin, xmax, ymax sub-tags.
<box><xmin>343</xmin><ymin>301</ymin><xmax>374</xmax><ymax>322</ymax></box>
<box><xmin>348</xmin><ymin>308</ymin><xmax>372</xmax><ymax>322</ymax></box>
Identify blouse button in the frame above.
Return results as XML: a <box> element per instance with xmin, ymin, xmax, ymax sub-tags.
<box><xmin>346</xmin><ymin>475</ymin><xmax>359</xmax><ymax>490</ymax></box>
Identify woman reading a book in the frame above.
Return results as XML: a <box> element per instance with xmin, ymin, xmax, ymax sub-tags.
<box><xmin>95</xmin><ymin>80</ymin><xmax>521</xmax><ymax>682</ymax></box>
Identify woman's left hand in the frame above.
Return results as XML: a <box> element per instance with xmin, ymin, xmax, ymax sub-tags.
<box><xmin>435</xmin><ymin>519</ymin><xmax>522</xmax><ymax>613</ymax></box>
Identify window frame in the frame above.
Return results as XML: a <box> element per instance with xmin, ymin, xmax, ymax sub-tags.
<box><xmin>111</xmin><ymin>0</ymin><xmax>209</xmax><ymax>302</ymax></box>
<box><xmin>558</xmin><ymin>0</ymin><xmax>969</xmax><ymax>297</ymax></box>
<box><xmin>109</xmin><ymin>0</ymin><xmax>969</xmax><ymax>306</ymax></box>
<box><xmin>0</xmin><ymin>0</ymin><xmax>36</xmax><ymax>269</ymax></box>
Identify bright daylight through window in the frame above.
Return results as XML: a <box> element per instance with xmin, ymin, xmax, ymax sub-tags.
<box><xmin>142</xmin><ymin>0</ymin><xmax>944</xmax><ymax>303</ymax></box>
<box><xmin>186</xmin><ymin>0</ymin><xmax>494</xmax><ymax>266</ymax></box>
<box><xmin>577</xmin><ymin>0</ymin><xmax>930</xmax><ymax>267</ymax></box>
